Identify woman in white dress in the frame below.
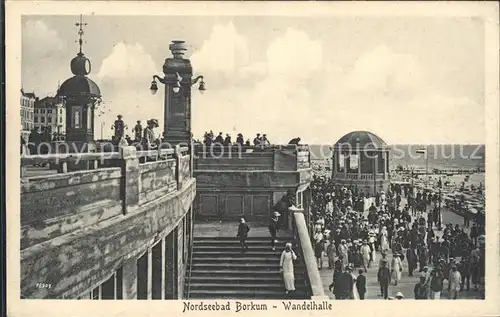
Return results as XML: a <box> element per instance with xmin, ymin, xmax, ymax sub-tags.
<box><xmin>391</xmin><ymin>253</ymin><xmax>403</xmax><ymax>286</ymax></box>
<box><xmin>380</xmin><ymin>226</ymin><xmax>390</xmax><ymax>252</ymax></box>
<box><xmin>280</xmin><ymin>243</ymin><xmax>298</xmax><ymax>295</ymax></box>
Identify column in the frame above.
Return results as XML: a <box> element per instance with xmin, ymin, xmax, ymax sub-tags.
<box><xmin>147</xmin><ymin>248</ymin><xmax>153</xmax><ymax>299</ymax></box>
<box><xmin>165</xmin><ymin>230</ymin><xmax>177</xmax><ymax>299</ymax></box>
<box><xmin>332</xmin><ymin>151</ymin><xmax>337</xmax><ymax>178</ymax></box>
<box><xmin>357</xmin><ymin>152</ymin><xmax>362</xmax><ymax>179</ymax></box>
<box><xmin>161</xmin><ymin>237</ymin><xmax>166</xmax><ymax>299</ymax></box>
<box><xmin>373</xmin><ymin>154</ymin><xmax>378</xmax><ymax>195</ymax></box>
<box><xmin>383</xmin><ymin>151</ymin><xmax>388</xmax><ymax>179</ymax></box>
<box><xmin>120</xmin><ymin>146</ymin><xmax>140</xmax><ymax>214</ymax></box>
<box><xmin>136</xmin><ymin>251</ymin><xmax>149</xmax><ymax>299</ymax></box>
<box><xmin>122</xmin><ymin>257</ymin><xmax>138</xmax><ymax>299</ymax></box>
<box><xmin>343</xmin><ymin>154</ymin><xmax>347</xmax><ymax>178</ymax></box>
<box><xmin>152</xmin><ymin>240</ymin><xmax>163</xmax><ymax>299</ymax></box>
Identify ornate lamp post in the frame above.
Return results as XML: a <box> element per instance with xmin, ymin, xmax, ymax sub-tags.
<box><xmin>149</xmin><ymin>40</ymin><xmax>205</xmax><ymax>147</ymax></box>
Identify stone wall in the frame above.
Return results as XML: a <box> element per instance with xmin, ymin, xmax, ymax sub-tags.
<box><xmin>194</xmin><ymin>146</ymin><xmax>312</xmax><ymax>221</ymax></box>
<box><xmin>20</xmin><ymin>146</ymin><xmax>195</xmax><ymax>299</ymax></box>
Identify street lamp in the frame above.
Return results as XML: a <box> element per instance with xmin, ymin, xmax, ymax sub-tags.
<box><xmin>149</xmin><ymin>73</ymin><xmax>205</xmax><ymax>95</ymax></box>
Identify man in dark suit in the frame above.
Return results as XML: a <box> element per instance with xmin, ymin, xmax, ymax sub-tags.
<box><xmin>377</xmin><ymin>259</ymin><xmax>391</xmax><ymax>299</ymax></box>
<box><xmin>334</xmin><ymin>267</ymin><xmax>353</xmax><ymax>300</ymax></box>
<box><xmin>356</xmin><ymin>269</ymin><xmax>367</xmax><ymax>299</ymax></box>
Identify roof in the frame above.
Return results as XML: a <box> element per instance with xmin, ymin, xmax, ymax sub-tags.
<box><xmin>333</xmin><ymin>130</ymin><xmax>387</xmax><ymax>151</ymax></box>
<box><xmin>20</xmin><ymin>89</ymin><xmax>37</xmax><ymax>99</ymax></box>
<box><xmin>34</xmin><ymin>96</ymin><xmax>62</xmax><ymax>108</ymax></box>
<box><xmin>57</xmin><ymin>75</ymin><xmax>101</xmax><ymax>97</ymax></box>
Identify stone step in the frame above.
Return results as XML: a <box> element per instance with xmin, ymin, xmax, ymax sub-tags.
<box><xmin>193</xmin><ymin>250</ymin><xmax>282</xmax><ymax>257</ymax></box>
<box><xmin>189</xmin><ymin>275</ymin><xmax>284</xmax><ymax>282</ymax></box>
<box><xmin>193</xmin><ymin>245</ymin><xmax>286</xmax><ymax>252</ymax></box>
<box><xmin>187</xmin><ymin>289</ymin><xmax>290</xmax><ymax>300</ymax></box>
<box><xmin>189</xmin><ymin>283</ymin><xmax>286</xmax><ymax>291</ymax></box>
<box><xmin>188</xmin><ymin>269</ymin><xmax>285</xmax><ymax>277</ymax></box>
<box><xmin>189</xmin><ymin>262</ymin><xmax>307</xmax><ymax>271</ymax></box>
<box><xmin>193</xmin><ymin>240</ymin><xmax>293</xmax><ymax>246</ymax></box>
<box><xmin>194</xmin><ymin>236</ymin><xmax>293</xmax><ymax>241</ymax></box>
<box><xmin>191</xmin><ymin>257</ymin><xmax>281</xmax><ymax>264</ymax></box>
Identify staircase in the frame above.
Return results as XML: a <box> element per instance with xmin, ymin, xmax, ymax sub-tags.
<box><xmin>186</xmin><ymin>236</ymin><xmax>310</xmax><ymax>299</ymax></box>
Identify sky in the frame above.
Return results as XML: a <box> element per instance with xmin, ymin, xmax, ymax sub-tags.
<box><xmin>21</xmin><ymin>15</ymin><xmax>486</xmax><ymax>144</ymax></box>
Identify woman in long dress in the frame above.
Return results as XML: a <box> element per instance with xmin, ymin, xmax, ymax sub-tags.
<box><xmin>391</xmin><ymin>253</ymin><xmax>403</xmax><ymax>286</ymax></box>
<box><xmin>313</xmin><ymin>228</ymin><xmax>324</xmax><ymax>269</ymax></box>
<box><xmin>280</xmin><ymin>243</ymin><xmax>298</xmax><ymax>295</ymax></box>
<box><xmin>380</xmin><ymin>226</ymin><xmax>390</xmax><ymax>252</ymax></box>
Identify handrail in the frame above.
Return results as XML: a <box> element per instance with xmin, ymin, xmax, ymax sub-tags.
<box><xmin>289</xmin><ymin>206</ymin><xmax>326</xmax><ymax>298</ymax></box>
<box><xmin>20</xmin><ymin>149</ymin><xmax>175</xmax><ymax>166</ymax></box>
<box><xmin>21</xmin><ymin>152</ymin><xmax>122</xmax><ymax>165</ymax></box>
<box><xmin>186</xmin><ymin>223</ymin><xmax>195</xmax><ymax>299</ymax></box>
<box><xmin>291</xmin><ymin>207</ymin><xmax>360</xmax><ymax>300</ymax></box>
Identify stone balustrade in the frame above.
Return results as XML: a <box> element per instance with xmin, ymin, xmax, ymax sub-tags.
<box><xmin>193</xmin><ymin>144</ymin><xmax>311</xmax><ymax>171</ymax></box>
<box><xmin>19</xmin><ymin>145</ymin><xmax>196</xmax><ymax>299</ymax></box>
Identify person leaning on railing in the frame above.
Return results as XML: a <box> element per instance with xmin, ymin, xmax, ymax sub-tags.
<box><xmin>142</xmin><ymin>119</ymin><xmax>159</xmax><ymax>151</ymax></box>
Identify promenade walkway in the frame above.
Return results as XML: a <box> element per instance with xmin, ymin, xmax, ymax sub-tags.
<box><xmin>319</xmin><ymin>199</ymin><xmax>482</xmax><ymax>300</ymax></box>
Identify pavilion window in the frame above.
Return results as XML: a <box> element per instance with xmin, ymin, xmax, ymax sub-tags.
<box><xmin>348</xmin><ymin>154</ymin><xmax>358</xmax><ymax>173</ymax></box>
<box><xmin>337</xmin><ymin>153</ymin><xmax>345</xmax><ymax>172</ymax></box>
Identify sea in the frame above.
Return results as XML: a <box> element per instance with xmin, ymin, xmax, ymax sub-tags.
<box><xmin>308</xmin><ymin>144</ymin><xmax>485</xmax><ymax>170</ymax></box>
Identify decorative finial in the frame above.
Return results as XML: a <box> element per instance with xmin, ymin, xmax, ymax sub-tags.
<box><xmin>75</xmin><ymin>14</ymin><xmax>88</xmax><ymax>54</ymax></box>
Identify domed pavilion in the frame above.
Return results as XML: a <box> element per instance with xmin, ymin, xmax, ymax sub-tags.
<box><xmin>56</xmin><ymin>15</ymin><xmax>101</xmax><ymax>145</ymax></box>
<box><xmin>331</xmin><ymin>131</ymin><xmax>390</xmax><ymax>196</ymax></box>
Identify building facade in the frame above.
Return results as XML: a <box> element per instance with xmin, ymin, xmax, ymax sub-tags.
<box><xmin>34</xmin><ymin>96</ymin><xmax>66</xmax><ymax>135</ymax></box>
<box><xmin>20</xmin><ymin>89</ymin><xmax>36</xmax><ymax>139</ymax></box>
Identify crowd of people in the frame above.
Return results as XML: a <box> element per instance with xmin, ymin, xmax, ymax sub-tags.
<box><xmin>199</xmin><ymin>131</ymin><xmax>302</xmax><ymax>147</ymax></box>
<box><xmin>309</xmin><ymin>175</ymin><xmax>486</xmax><ymax>300</ymax></box>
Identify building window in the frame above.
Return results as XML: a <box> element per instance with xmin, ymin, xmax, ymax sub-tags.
<box><xmin>47</xmin><ymin>109</ymin><xmax>52</xmax><ymax>114</ymax></box>
<box><xmin>59</xmin><ymin>117</ymin><xmax>63</xmax><ymax>124</ymax></box>
<box><xmin>34</xmin><ymin>117</ymin><xmax>38</xmax><ymax>123</ymax></box>
<box><xmin>47</xmin><ymin>117</ymin><xmax>52</xmax><ymax>123</ymax></box>
<box><xmin>34</xmin><ymin>109</ymin><xmax>39</xmax><ymax>113</ymax></box>
<box><xmin>60</xmin><ymin>109</ymin><xmax>63</xmax><ymax>114</ymax></box>
<box><xmin>41</xmin><ymin>117</ymin><xmax>45</xmax><ymax>123</ymax></box>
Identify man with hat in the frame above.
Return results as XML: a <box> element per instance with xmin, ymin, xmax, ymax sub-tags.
<box><xmin>236</xmin><ymin>133</ymin><xmax>244</xmax><ymax>146</ymax></box>
<box><xmin>429</xmin><ymin>267</ymin><xmax>445</xmax><ymax>299</ymax></box>
<box><xmin>335</xmin><ymin>266</ymin><xmax>354</xmax><ymax>300</ymax></box>
<box><xmin>268</xmin><ymin>211</ymin><xmax>280</xmax><ymax>251</ymax></box>
<box><xmin>133</xmin><ymin>120</ymin><xmax>143</xmax><ymax>142</ymax></box>
<box><xmin>112</xmin><ymin>114</ymin><xmax>126</xmax><ymax>140</ymax></box>
<box><xmin>414</xmin><ymin>273</ymin><xmax>429</xmax><ymax>299</ymax></box>
<box><xmin>356</xmin><ymin>269</ymin><xmax>367</xmax><ymax>300</ymax></box>
<box><xmin>142</xmin><ymin>119</ymin><xmax>159</xmax><ymax>150</ymax></box>
<box><xmin>377</xmin><ymin>258</ymin><xmax>391</xmax><ymax>299</ymax></box>
<box><xmin>448</xmin><ymin>264</ymin><xmax>462</xmax><ymax>299</ymax></box>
